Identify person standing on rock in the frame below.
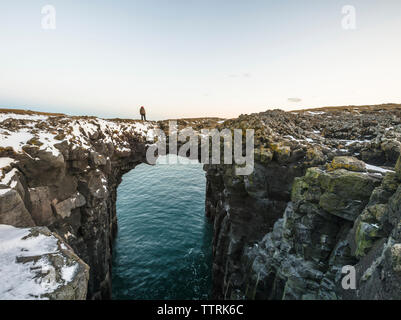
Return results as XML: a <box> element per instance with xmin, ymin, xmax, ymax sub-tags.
<box><xmin>140</xmin><ymin>106</ymin><xmax>146</xmax><ymax>121</ymax></box>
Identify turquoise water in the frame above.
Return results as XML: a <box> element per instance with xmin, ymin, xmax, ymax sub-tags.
<box><xmin>112</xmin><ymin>155</ymin><xmax>213</xmax><ymax>300</ymax></box>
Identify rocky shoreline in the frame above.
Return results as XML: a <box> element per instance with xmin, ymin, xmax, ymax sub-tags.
<box><xmin>0</xmin><ymin>104</ymin><xmax>400</xmax><ymax>299</ymax></box>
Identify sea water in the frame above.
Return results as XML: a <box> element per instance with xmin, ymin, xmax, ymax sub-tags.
<box><xmin>112</xmin><ymin>155</ymin><xmax>212</xmax><ymax>300</ymax></box>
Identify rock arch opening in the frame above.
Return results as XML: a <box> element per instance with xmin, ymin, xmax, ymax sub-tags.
<box><xmin>111</xmin><ymin>155</ymin><xmax>213</xmax><ymax>299</ymax></box>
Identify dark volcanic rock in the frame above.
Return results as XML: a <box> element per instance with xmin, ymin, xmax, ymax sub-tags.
<box><xmin>204</xmin><ymin>105</ymin><xmax>401</xmax><ymax>299</ymax></box>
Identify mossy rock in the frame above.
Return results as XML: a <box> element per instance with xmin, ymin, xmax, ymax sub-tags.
<box><xmin>354</xmin><ymin>221</ymin><xmax>380</xmax><ymax>257</ymax></box>
<box><xmin>291</xmin><ymin>177</ymin><xmax>311</xmax><ymax>206</ymax></box>
<box><xmin>360</xmin><ymin>204</ymin><xmax>388</xmax><ymax>224</ymax></box>
<box><xmin>320</xmin><ymin>169</ymin><xmax>380</xmax><ymax>200</ymax></box>
<box><xmin>319</xmin><ymin>192</ymin><xmax>346</xmax><ymax>215</ymax></box>
<box><xmin>382</xmin><ymin>172</ymin><xmax>399</xmax><ymax>193</ymax></box>
<box><xmin>291</xmin><ymin>176</ymin><xmax>322</xmax><ymax>208</ymax></box>
<box><xmin>295</xmin><ymin>168</ymin><xmax>380</xmax><ymax>221</ymax></box>
<box><xmin>327</xmin><ymin>156</ymin><xmax>366</xmax><ymax>172</ymax></box>
<box><xmin>305</xmin><ymin>147</ymin><xmax>325</xmax><ymax>165</ymax></box>
<box><xmin>304</xmin><ymin>167</ymin><xmax>324</xmax><ymax>183</ymax></box>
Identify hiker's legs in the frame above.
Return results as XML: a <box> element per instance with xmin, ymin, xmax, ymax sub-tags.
<box><xmin>144</xmin><ymin>114</ymin><xmax>146</xmax><ymax>121</ymax></box>
<box><xmin>141</xmin><ymin>114</ymin><xmax>144</xmax><ymax>121</ymax></box>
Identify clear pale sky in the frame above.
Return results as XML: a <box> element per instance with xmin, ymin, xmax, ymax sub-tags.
<box><xmin>1</xmin><ymin>0</ymin><xmax>400</xmax><ymax>120</ymax></box>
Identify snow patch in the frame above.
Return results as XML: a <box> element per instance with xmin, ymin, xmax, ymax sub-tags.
<box><xmin>0</xmin><ymin>113</ymin><xmax>48</xmax><ymax>122</ymax></box>
<box><xmin>61</xmin><ymin>264</ymin><xmax>77</xmax><ymax>283</ymax></box>
<box><xmin>0</xmin><ymin>225</ymin><xmax>60</xmax><ymax>300</ymax></box>
<box><xmin>0</xmin><ymin>128</ymin><xmax>33</xmax><ymax>152</ymax></box>
<box><xmin>365</xmin><ymin>164</ymin><xmax>394</xmax><ymax>174</ymax></box>
<box><xmin>0</xmin><ymin>157</ymin><xmax>15</xmax><ymax>168</ymax></box>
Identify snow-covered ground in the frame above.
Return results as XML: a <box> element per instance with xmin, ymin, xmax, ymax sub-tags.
<box><xmin>0</xmin><ymin>225</ymin><xmax>79</xmax><ymax>300</ymax></box>
<box><xmin>0</xmin><ymin>113</ymin><xmax>49</xmax><ymax>122</ymax></box>
<box><xmin>0</xmin><ymin>112</ymin><xmax>156</xmax><ymax>156</ymax></box>
<box><xmin>0</xmin><ymin>157</ymin><xmax>14</xmax><ymax>168</ymax></box>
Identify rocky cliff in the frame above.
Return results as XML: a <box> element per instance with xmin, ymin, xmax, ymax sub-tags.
<box><xmin>204</xmin><ymin>105</ymin><xmax>401</xmax><ymax>299</ymax></box>
<box><xmin>0</xmin><ymin>111</ymin><xmax>156</xmax><ymax>299</ymax></box>
<box><xmin>0</xmin><ymin>105</ymin><xmax>400</xmax><ymax>300</ymax></box>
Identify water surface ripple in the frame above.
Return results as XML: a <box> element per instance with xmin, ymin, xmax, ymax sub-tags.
<box><xmin>112</xmin><ymin>155</ymin><xmax>212</xmax><ymax>300</ymax></box>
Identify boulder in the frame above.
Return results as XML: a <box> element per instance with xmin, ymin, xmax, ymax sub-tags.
<box><xmin>318</xmin><ymin>170</ymin><xmax>380</xmax><ymax>221</ymax></box>
<box><xmin>293</xmin><ymin>168</ymin><xmax>381</xmax><ymax>221</ymax></box>
<box><xmin>0</xmin><ymin>225</ymin><xmax>89</xmax><ymax>300</ymax></box>
<box><xmin>0</xmin><ymin>189</ymin><xmax>35</xmax><ymax>227</ymax></box>
<box><xmin>327</xmin><ymin>156</ymin><xmax>366</xmax><ymax>172</ymax></box>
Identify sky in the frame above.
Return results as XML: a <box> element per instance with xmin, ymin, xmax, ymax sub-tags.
<box><xmin>0</xmin><ymin>0</ymin><xmax>400</xmax><ymax>120</ymax></box>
